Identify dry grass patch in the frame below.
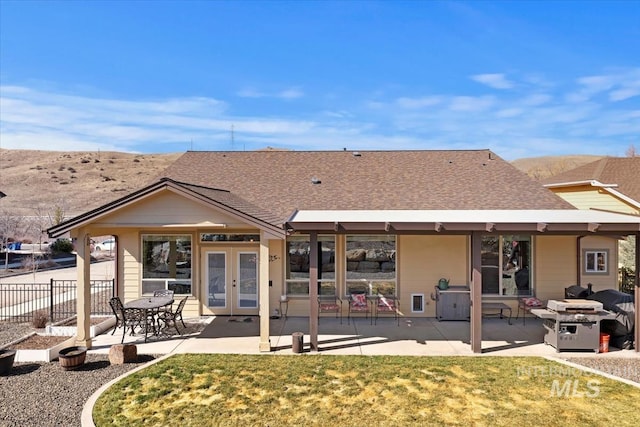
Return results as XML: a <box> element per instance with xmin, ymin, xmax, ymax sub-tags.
<box><xmin>93</xmin><ymin>355</ymin><xmax>640</xmax><ymax>427</ymax></box>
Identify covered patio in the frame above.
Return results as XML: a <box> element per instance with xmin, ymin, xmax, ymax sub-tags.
<box><xmin>286</xmin><ymin>209</ymin><xmax>640</xmax><ymax>354</ymax></box>
<box><xmin>85</xmin><ymin>314</ymin><xmax>640</xmax><ymax>358</ymax></box>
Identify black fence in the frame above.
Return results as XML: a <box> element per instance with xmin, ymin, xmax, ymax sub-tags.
<box><xmin>0</xmin><ymin>279</ymin><xmax>115</xmax><ymax>323</ymax></box>
<box><xmin>619</xmin><ymin>267</ymin><xmax>636</xmax><ymax>295</ymax></box>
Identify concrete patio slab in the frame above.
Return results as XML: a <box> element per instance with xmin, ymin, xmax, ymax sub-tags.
<box><xmin>86</xmin><ymin>315</ymin><xmax>639</xmax><ymax>360</ymax></box>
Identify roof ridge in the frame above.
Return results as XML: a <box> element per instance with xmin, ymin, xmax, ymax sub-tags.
<box><xmin>591</xmin><ymin>157</ymin><xmax>609</xmax><ymax>180</ymax></box>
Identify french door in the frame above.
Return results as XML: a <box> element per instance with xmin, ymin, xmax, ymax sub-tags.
<box><xmin>203</xmin><ymin>247</ymin><xmax>259</xmax><ymax>315</ymax></box>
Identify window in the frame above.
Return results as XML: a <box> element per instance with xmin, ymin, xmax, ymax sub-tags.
<box><xmin>142</xmin><ymin>234</ymin><xmax>192</xmax><ymax>295</ymax></box>
<box><xmin>285</xmin><ymin>235</ymin><xmax>335</xmax><ymax>296</ymax></box>
<box><xmin>482</xmin><ymin>235</ymin><xmax>532</xmax><ymax>296</ymax></box>
<box><xmin>346</xmin><ymin>235</ymin><xmax>396</xmax><ymax>296</ymax></box>
<box><xmin>584</xmin><ymin>249</ymin><xmax>608</xmax><ymax>274</ymax></box>
<box><xmin>200</xmin><ymin>233</ymin><xmax>259</xmax><ymax>242</ymax></box>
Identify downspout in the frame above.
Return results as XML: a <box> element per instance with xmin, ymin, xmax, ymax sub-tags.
<box><xmin>634</xmin><ymin>231</ymin><xmax>639</xmax><ymax>353</ymax></box>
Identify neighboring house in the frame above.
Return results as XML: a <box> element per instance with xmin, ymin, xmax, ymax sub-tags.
<box><xmin>543</xmin><ymin>157</ymin><xmax>640</xmax><ymax>292</ymax></box>
<box><xmin>48</xmin><ymin>150</ymin><xmax>640</xmax><ymax>353</ymax></box>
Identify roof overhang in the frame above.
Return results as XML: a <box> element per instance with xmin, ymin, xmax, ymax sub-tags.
<box><xmin>286</xmin><ymin>209</ymin><xmax>640</xmax><ymax>234</ymax></box>
<box><xmin>543</xmin><ymin>179</ymin><xmax>617</xmax><ymax>189</ymax></box>
<box><xmin>544</xmin><ymin>180</ymin><xmax>640</xmax><ymax>211</ymax></box>
<box><xmin>47</xmin><ymin>178</ymin><xmax>286</xmax><ymax>239</ymax></box>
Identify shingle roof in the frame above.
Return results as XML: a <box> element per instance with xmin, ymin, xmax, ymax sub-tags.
<box><xmin>176</xmin><ymin>181</ymin><xmax>284</xmax><ymax>226</ymax></box>
<box><xmin>542</xmin><ymin>157</ymin><xmax>640</xmax><ymax>203</ymax></box>
<box><xmin>47</xmin><ymin>178</ymin><xmax>286</xmax><ymax>237</ymax></box>
<box><xmin>158</xmin><ymin>150</ymin><xmax>573</xmax><ymax>224</ymax></box>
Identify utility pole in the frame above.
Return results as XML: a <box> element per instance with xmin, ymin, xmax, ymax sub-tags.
<box><xmin>231</xmin><ymin>124</ymin><xmax>235</xmax><ymax>150</ymax></box>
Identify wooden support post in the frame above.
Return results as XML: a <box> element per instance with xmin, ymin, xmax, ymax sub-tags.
<box><xmin>259</xmin><ymin>233</ymin><xmax>271</xmax><ymax>352</ymax></box>
<box><xmin>635</xmin><ymin>232</ymin><xmax>639</xmax><ymax>353</ymax></box>
<box><xmin>75</xmin><ymin>232</ymin><xmax>92</xmax><ymax>348</ymax></box>
<box><xmin>309</xmin><ymin>232</ymin><xmax>319</xmax><ymax>352</ymax></box>
<box><xmin>470</xmin><ymin>231</ymin><xmax>482</xmax><ymax>353</ymax></box>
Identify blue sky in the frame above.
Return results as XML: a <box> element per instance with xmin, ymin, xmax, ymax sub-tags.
<box><xmin>1</xmin><ymin>1</ymin><xmax>639</xmax><ymax>160</ymax></box>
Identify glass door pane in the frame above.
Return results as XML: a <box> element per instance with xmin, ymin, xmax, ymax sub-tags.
<box><xmin>238</xmin><ymin>252</ymin><xmax>258</xmax><ymax>308</ymax></box>
<box><xmin>481</xmin><ymin>236</ymin><xmax>500</xmax><ymax>294</ymax></box>
<box><xmin>207</xmin><ymin>252</ymin><xmax>226</xmax><ymax>307</ymax></box>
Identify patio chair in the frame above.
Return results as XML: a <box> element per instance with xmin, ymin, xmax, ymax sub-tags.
<box><xmin>109</xmin><ymin>297</ymin><xmax>152</xmax><ymax>343</ymax></box>
<box><xmin>318</xmin><ymin>295</ymin><xmax>343</xmax><ymax>324</ymax></box>
<box><xmin>108</xmin><ymin>296</ymin><xmax>127</xmax><ymax>335</ymax></box>
<box><xmin>516</xmin><ymin>297</ymin><xmax>544</xmax><ymax>325</ymax></box>
<box><xmin>153</xmin><ymin>289</ymin><xmax>174</xmax><ymax>297</ymax></box>
<box><xmin>158</xmin><ymin>296</ymin><xmax>188</xmax><ymax>335</ymax></box>
<box><xmin>374</xmin><ymin>295</ymin><xmax>399</xmax><ymax>326</ymax></box>
<box><xmin>348</xmin><ymin>292</ymin><xmax>371</xmax><ymax>324</ymax></box>
<box><xmin>153</xmin><ymin>289</ymin><xmax>175</xmax><ymax>315</ymax></box>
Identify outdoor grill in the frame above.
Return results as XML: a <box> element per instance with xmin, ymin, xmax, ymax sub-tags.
<box><xmin>532</xmin><ymin>299</ymin><xmax>616</xmax><ymax>352</ymax></box>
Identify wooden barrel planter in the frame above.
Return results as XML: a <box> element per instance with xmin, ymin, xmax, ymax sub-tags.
<box><xmin>0</xmin><ymin>349</ymin><xmax>16</xmax><ymax>375</ymax></box>
<box><xmin>58</xmin><ymin>346</ymin><xmax>87</xmax><ymax>370</ymax></box>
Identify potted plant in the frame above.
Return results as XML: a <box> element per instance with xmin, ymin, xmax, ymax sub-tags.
<box><xmin>58</xmin><ymin>346</ymin><xmax>87</xmax><ymax>370</ymax></box>
<box><xmin>0</xmin><ymin>349</ymin><xmax>17</xmax><ymax>375</ymax></box>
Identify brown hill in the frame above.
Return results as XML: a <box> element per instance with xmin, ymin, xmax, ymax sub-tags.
<box><xmin>511</xmin><ymin>155</ymin><xmax>603</xmax><ymax>180</ymax></box>
<box><xmin>0</xmin><ymin>149</ymin><xmax>181</xmax><ymax>219</ymax></box>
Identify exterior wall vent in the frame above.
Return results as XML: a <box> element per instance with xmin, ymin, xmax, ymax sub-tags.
<box><xmin>311</xmin><ymin>177</ymin><xmax>321</xmax><ymax>184</ymax></box>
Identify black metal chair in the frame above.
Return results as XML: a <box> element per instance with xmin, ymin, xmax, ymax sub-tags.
<box><xmin>108</xmin><ymin>296</ymin><xmax>127</xmax><ymax>336</ymax></box>
<box><xmin>153</xmin><ymin>289</ymin><xmax>174</xmax><ymax>297</ymax></box>
<box><xmin>157</xmin><ymin>297</ymin><xmax>188</xmax><ymax>335</ymax></box>
<box><xmin>109</xmin><ymin>297</ymin><xmax>152</xmax><ymax>343</ymax></box>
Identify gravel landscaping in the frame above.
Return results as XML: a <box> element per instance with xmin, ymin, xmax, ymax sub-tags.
<box><xmin>564</xmin><ymin>356</ymin><xmax>640</xmax><ymax>384</ymax></box>
<box><xmin>0</xmin><ymin>353</ymin><xmax>156</xmax><ymax>427</ymax></box>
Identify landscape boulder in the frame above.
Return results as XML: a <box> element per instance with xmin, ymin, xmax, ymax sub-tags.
<box><xmin>109</xmin><ymin>344</ymin><xmax>137</xmax><ymax>364</ymax></box>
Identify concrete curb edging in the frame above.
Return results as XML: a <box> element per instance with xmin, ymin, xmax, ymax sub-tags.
<box><xmin>545</xmin><ymin>356</ymin><xmax>640</xmax><ymax>389</ymax></box>
<box><xmin>81</xmin><ymin>352</ymin><xmax>174</xmax><ymax>427</ymax></box>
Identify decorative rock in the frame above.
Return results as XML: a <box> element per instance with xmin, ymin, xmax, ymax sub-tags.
<box><xmin>109</xmin><ymin>344</ymin><xmax>137</xmax><ymax>365</ymax></box>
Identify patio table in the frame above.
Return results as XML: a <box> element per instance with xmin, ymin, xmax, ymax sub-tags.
<box><xmin>482</xmin><ymin>301</ymin><xmax>512</xmax><ymax>325</ymax></box>
<box><xmin>125</xmin><ymin>296</ymin><xmax>174</xmax><ymax>341</ymax></box>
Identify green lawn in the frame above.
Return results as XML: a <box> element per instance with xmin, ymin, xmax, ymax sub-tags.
<box><xmin>93</xmin><ymin>354</ymin><xmax>640</xmax><ymax>427</ymax></box>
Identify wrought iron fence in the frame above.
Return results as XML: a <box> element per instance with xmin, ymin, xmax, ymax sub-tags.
<box><xmin>618</xmin><ymin>267</ymin><xmax>636</xmax><ymax>295</ymax></box>
<box><xmin>0</xmin><ymin>279</ymin><xmax>115</xmax><ymax>323</ymax></box>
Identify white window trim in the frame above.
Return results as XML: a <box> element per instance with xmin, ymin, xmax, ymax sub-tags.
<box><xmin>583</xmin><ymin>249</ymin><xmax>609</xmax><ymax>274</ymax></box>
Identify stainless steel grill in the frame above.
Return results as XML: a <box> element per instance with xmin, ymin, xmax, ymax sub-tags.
<box><xmin>532</xmin><ymin>299</ymin><xmax>616</xmax><ymax>352</ymax></box>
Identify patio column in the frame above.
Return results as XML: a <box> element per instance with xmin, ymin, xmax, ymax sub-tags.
<box><xmin>309</xmin><ymin>231</ymin><xmax>319</xmax><ymax>352</ymax></box>
<box><xmin>470</xmin><ymin>231</ymin><xmax>482</xmax><ymax>353</ymax></box>
<box><xmin>635</xmin><ymin>232</ymin><xmax>639</xmax><ymax>353</ymax></box>
<box><xmin>75</xmin><ymin>231</ymin><xmax>92</xmax><ymax>348</ymax></box>
<box><xmin>259</xmin><ymin>232</ymin><xmax>271</xmax><ymax>352</ymax></box>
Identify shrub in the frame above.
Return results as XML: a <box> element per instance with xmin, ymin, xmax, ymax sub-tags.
<box><xmin>32</xmin><ymin>310</ymin><xmax>48</xmax><ymax>328</ymax></box>
<box><xmin>49</xmin><ymin>238</ymin><xmax>74</xmax><ymax>254</ymax></box>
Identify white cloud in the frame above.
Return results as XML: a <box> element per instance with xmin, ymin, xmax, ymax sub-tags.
<box><xmin>395</xmin><ymin>96</ymin><xmax>442</xmax><ymax>109</ymax></box>
<box><xmin>449</xmin><ymin>96</ymin><xmax>495</xmax><ymax>112</ymax></box>
<box><xmin>237</xmin><ymin>86</ymin><xmax>304</xmax><ymax>99</ymax></box>
<box><xmin>278</xmin><ymin>88</ymin><xmax>304</xmax><ymax>99</ymax></box>
<box><xmin>521</xmin><ymin>93</ymin><xmax>552</xmax><ymax>106</ymax></box>
<box><xmin>471</xmin><ymin>73</ymin><xmax>514</xmax><ymax>89</ymax></box>
<box><xmin>567</xmin><ymin>69</ymin><xmax>640</xmax><ymax>103</ymax></box>
<box><xmin>2</xmin><ymin>68</ymin><xmax>639</xmax><ymax>159</ymax></box>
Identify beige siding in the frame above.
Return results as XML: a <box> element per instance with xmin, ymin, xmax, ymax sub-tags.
<box><xmin>534</xmin><ymin>236</ymin><xmax>578</xmax><ymax>302</ymax></box>
<box><xmin>552</xmin><ymin>186</ymin><xmax>639</xmax><ymax>214</ymax></box>
<box><xmin>399</xmin><ymin>235</ymin><xmax>468</xmax><ymax>317</ymax></box>
<box><xmin>579</xmin><ymin>235</ymin><xmax>618</xmax><ymax>292</ymax></box>
<box><xmin>94</xmin><ymin>191</ymin><xmax>248</xmax><ymax>228</ymax></box>
<box><xmin>268</xmin><ymin>239</ymin><xmax>285</xmax><ymax>313</ymax></box>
